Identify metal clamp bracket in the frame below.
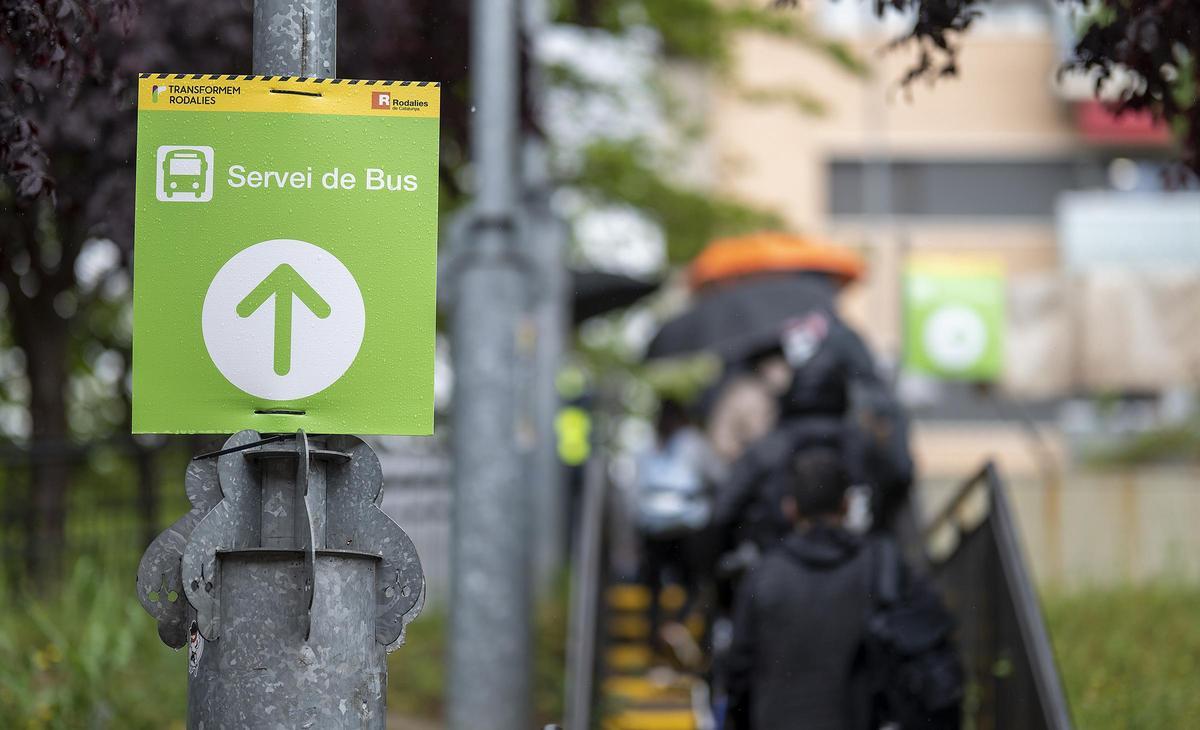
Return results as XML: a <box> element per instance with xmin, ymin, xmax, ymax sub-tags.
<box><xmin>138</xmin><ymin>430</ymin><xmax>424</xmax><ymax>650</ymax></box>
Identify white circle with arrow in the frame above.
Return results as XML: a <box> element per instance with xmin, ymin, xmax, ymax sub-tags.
<box><xmin>922</xmin><ymin>304</ymin><xmax>988</xmax><ymax>372</ymax></box>
<box><xmin>202</xmin><ymin>239</ymin><xmax>365</xmax><ymax>400</ymax></box>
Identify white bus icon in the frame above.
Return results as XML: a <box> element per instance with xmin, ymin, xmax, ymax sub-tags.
<box><xmin>156</xmin><ymin>145</ymin><xmax>214</xmax><ymax>202</ymax></box>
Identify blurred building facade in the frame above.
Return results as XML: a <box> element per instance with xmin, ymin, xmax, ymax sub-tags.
<box><xmin>703</xmin><ymin>0</ymin><xmax>1200</xmax><ymax>584</ymax></box>
<box><xmin>708</xmin><ymin>0</ymin><xmax>1198</xmax><ymax>394</ymax></box>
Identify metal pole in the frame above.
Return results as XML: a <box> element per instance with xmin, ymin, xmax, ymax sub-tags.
<box><xmin>249</xmin><ymin>0</ymin><xmax>336</xmax><ymax>560</ymax></box>
<box><xmin>524</xmin><ymin>145</ymin><xmax>569</xmax><ymax>591</ymax></box>
<box><xmin>252</xmin><ymin>0</ymin><xmax>337</xmax><ymax>78</ymax></box>
<box><xmin>138</xmin><ymin>7</ymin><xmax>426</xmax><ymax>729</ymax></box>
<box><xmin>138</xmin><ymin>431</ymin><xmax>424</xmax><ymax>729</ymax></box>
<box><xmin>448</xmin><ymin>1</ymin><xmax>532</xmax><ymax>729</ymax></box>
<box><xmin>564</xmin><ymin>453</ymin><xmax>608</xmax><ymax>730</ymax></box>
<box><xmin>522</xmin><ymin>0</ymin><xmax>569</xmax><ymax>591</ymax></box>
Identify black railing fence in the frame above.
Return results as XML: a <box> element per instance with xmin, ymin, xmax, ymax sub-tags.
<box><xmin>0</xmin><ymin>437</ymin><xmax>195</xmax><ymax>584</ymax></box>
<box><xmin>925</xmin><ymin>462</ymin><xmax>1074</xmax><ymax>730</ymax></box>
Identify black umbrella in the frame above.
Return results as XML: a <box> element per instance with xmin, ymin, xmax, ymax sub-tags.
<box><xmin>570</xmin><ymin>269</ymin><xmax>660</xmax><ymax>325</ymax></box>
<box><xmin>645</xmin><ymin>274</ymin><xmax>836</xmax><ymax>361</ymax></box>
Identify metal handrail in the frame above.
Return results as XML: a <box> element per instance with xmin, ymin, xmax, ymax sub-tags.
<box><xmin>563</xmin><ymin>455</ymin><xmax>608</xmax><ymax>730</ymax></box>
<box><xmin>926</xmin><ymin>460</ymin><xmax>1074</xmax><ymax>730</ymax></box>
<box><xmin>986</xmin><ymin>463</ymin><xmax>1074</xmax><ymax>730</ymax></box>
<box><xmin>923</xmin><ymin>461</ymin><xmax>994</xmax><ymax>543</ymax></box>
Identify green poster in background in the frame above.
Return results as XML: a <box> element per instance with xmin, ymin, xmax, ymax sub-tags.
<box><xmin>904</xmin><ymin>259</ymin><xmax>1005</xmax><ymax>382</ymax></box>
<box><xmin>133</xmin><ymin>75</ymin><xmax>441</xmax><ymax>434</ymax></box>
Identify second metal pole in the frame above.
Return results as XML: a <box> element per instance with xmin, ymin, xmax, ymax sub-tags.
<box><xmin>448</xmin><ymin>2</ymin><xmax>533</xmax><ymax>729</ymax></box>
<box><xmin>522</xmin><ymin>0</ymin><xmax>569</xmax><ymax>594</ymax></box>
<box><xmin>524</xmin><ymin>143</ymin><xmax>568</xmax><ymax>592</ymax></box>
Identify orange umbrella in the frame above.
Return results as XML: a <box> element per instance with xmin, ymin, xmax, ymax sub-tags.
<box><xmin>688</xmin><ymin>232</ymin><xmax>865</xmax><ymax>291</ymax></box>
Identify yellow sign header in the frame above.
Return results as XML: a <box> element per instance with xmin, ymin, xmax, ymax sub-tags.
<box><xmin>138</xmin><ymin>74</ymin><xmax>440</xmax><ymax>118</ymax></box>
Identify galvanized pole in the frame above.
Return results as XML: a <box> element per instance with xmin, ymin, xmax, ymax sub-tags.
<box><xmin>448</xmin><ymin>1</ymin><xmax>532</xmax><ymax>730</ymax></box>
<box><xmin>522</xmin><ymin>0</ymin><xmax>569</xmax><ymax>592</ymax></box>
<box><xmin>250</xmin><ymin>0</ymin><xmax>337</xmax><ymax>559</ymax></box>
<box><xmin>138</xmin><ymin>5</ymin><xmax>425</xmax><ymax>729</ymax></box>
<box><xmin>524</xmin><ymin>144</ymin><xmax>569</xmax><ymax>591</ymax></box>
<box><xmin>138</xmin><ymin>431</ymin><xmax>424</xmax><ymax>729</ymax></box>
<box><xmin>252</xmin><ymin>0</ymin><xmax>336</xmax><ymax>78</ymax></box>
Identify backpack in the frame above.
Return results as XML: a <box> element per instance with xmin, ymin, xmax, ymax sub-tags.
<box><xmin>862</xmin><ymin>539</ymin><xmax>964</xmax><ymax>730</ymax></box>
<box><xmin>635</xmin><ymin>432</ymin><xmax>711</xmax><ymax>537</ymax></box>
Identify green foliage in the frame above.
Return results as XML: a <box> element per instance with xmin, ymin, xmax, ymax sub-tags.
<box><xmin>386</xmin><ymin>611</ymin><xmax>449</xmax><ymax>719</ymax></box>
<box><xmin>573</xmin><ymin>326</ymin><xmax>720</xmax><ymax>410</ymax></box>
<box><xmin>725</xmin><ymin>6</ymin><xmax>869</xmax><ymax>78</ymax></box>
<box><xmin>1043</xmin><ymin>583</ymin><xmax>1200</xmax><ymax>729</ymax></box>
<box><xmin>533</xmin><ymin>574</ymin><xmax>570</xmax><ymax>723</ymax></box>
<box><xmin>4</xmin><ymin>563</ymin><xmax>1197</xmax><ymax>729</ymax></box>
<box><xmin>0</xmin><ymin>442</ymin><xmax>190</xmax><ymax>583</ymax></box>
<box><xmin>639</xmin><ymin>355</ymin><xmax>723</xmax><ymax>404</ymax></box>
<box><xmin>1085</xmin><ymin>422</ymin><xmax>1200</xmax><ymax>467</ymax></box>
<box><xmin>0</xmin><ymin>560</ymin><xmax>568</xmax><ymax>728</ymax></box>
<box><xmin>577</xmin><ymin>141</ymin><xmax>782</xmax><ymax>264</ymax></box>
<box><xmin>387</xmin><ymin>578</ymin><xmax>570</xmax><ymax>724</ymax></box>
<box><xmin>738</xmin><ymin>85</ymin><xmax>828</xmax><ymax>115</ymax></box>
<box><xmin>0</xmin><ymin>560</ymin><xmax>187</xmax><ymax>729</ymax></box>
<box><xmin>557</xmin><ymin>0</ymin><xmax>731</xmax><ymax>62</ymax></box>
<box><xmin>566</xmin><ymin>0</ymin><xmax>866</xmax><ymax>75</ymax></box>
<box><xmin>627</xmin><ymin>0</ymin><xmax>729</xmax><ymax>62</ymax></box>
<box><xmin>1172</xmin><ymin>48</ymin><xmax>1197</xmax><ymax>119</ymax></box>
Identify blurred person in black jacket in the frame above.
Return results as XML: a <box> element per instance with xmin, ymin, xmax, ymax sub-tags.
<box><xmin>725</xmin><ymin>445</ymin><xmax>961</xmax><ymax>730</ymax></box>
<box><xmin>726</xmin><ymin>447</ymin><xmax>878</xmax><ymax>730</ymax></box>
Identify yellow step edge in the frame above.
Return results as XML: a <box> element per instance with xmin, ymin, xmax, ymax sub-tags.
<box><xmin>606</xmin><ymin>644</ymin><xmax>653</xmax><ymax>672</ymax></box>
<box><xmin>660</xmin><ymin>585</ymin><xmax>687</xmax><ymax>612</ymax></box>
<box><xmin>607</xmin><ymin>584</ymin><xmax>650</xmax><ymax>611</ymax></box>
<box><xmin>608</xmin><ymin>614</ymin><xmax>651</xmax><ymax>640</ymax></box>
<box><xmin>602</xmin><ymin>676</ymin><xmax>692</xmax><ymax>703</ymax></box>
<box><xmin>605</xmin><ymin>709</ymin><xmax>696</xmax><ymax>730</ymax></box>
<box><xmin>605</xmin><ymin>583</ymin><xmax>688</xmax><ymax>613</ymax></box>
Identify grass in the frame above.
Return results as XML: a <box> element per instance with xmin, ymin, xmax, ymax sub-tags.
<box><xmin>0</xmin><ymin>560</ymin><xmax>569</xmax><ymax>729</ymax></box>
<box><xmin>4</xmin><ymin>559</ymin><xmax>1196</xmax><ymax>729</ymax></box>
<box><xmin>1043</xmin><ymin>583</ymin><xmax>1200</xmax><ymax>729</ymax></box>
<box><xmin>1085</xmin><ymin>424</ymin><xmax>1200</xmax><ymax>466</ymax></box>
<box><xmin>0</xmin><ymin>560</ymin><xmax>187</xmax><ymax>730</ymax></box>
<box><xmin>388</xmin><ymin>578</ymin><xmax>569</xmax><ymax>725</ymax></box>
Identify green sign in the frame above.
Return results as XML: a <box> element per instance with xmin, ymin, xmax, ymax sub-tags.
<box><xmin>133</xmin><ymin>74</ymin><xmax>441</xmax><ymax>434</ymax></box>
<box><xmin>904</xmin><ymin>260</ymin><xmax>1005</xmax><ymax>382</ymax></box>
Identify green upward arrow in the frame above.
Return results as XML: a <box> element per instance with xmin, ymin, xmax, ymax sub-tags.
<box><xmin>236</xmin><ymin>264</ymin><xmax>332</xmax><ymax>376</ymax></box>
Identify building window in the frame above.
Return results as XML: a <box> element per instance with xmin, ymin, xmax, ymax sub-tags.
<box><xmin>827</xmin><ymin>158</ymin><xmax>1108</xmax><ymax>219</ymax></box>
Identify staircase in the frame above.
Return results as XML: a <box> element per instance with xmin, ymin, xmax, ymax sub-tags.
<box><xmin>598</xmin><ymin>583</ymin><xmax>707</xmax><ymax>730</ymax></box>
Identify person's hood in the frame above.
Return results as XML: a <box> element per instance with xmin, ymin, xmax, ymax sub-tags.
<box><xmin>780</xmin><ymin>523</ymin><xmax>861</xmax><ymax>569</ymax></box>
<box><xmin>749</xmin><ymin>416</ymin><xmax>844</xmax><ymax>472</ymax></box>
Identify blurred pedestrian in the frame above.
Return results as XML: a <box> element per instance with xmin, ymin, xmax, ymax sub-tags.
<box><xmin>634</xmin><ymin>399</ymin><xmax>719</xmax><ymax>653</ymax></box>
<box><xmin>711</xmin><ymin>310</ymin><xmax>914</xmax><ymax>552</ymax></box>
<box><xmin>776</xmin><ymin>309</ymin><xmax>914</xmax><ymax>534</ymax></box>
<box><xmin>705</xmin><ymin>348</ymin><xmax>791</xmax><ymax>463</ymax></box>
<box><xmin>724</xmin><ymin>447</ymin><xmax>961</xmax><ymax>730</ymax></box>
<box><xmin>702</xmin><ymin>304</ymin><xmax>859</xmax><ymax>463</ymax></box>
